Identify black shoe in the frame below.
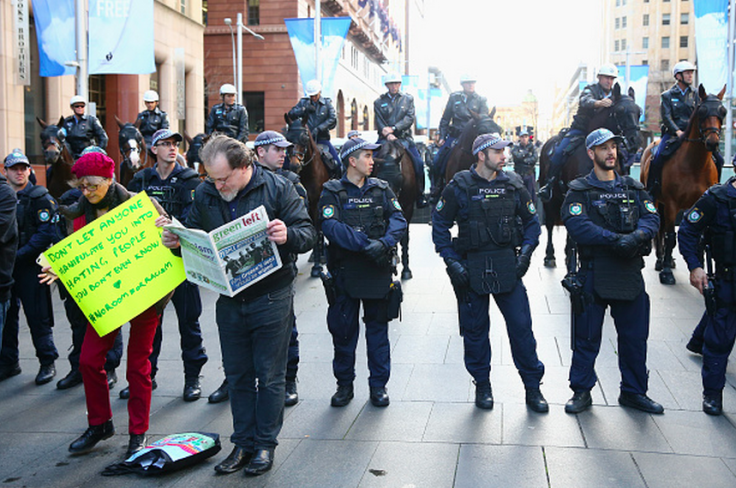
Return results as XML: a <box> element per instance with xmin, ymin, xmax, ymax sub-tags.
<box><xmin>703</xmin><ymin>394</ymin><xmax>723</xmax><ymax>416</ymax></box>
<box><xmin>106</xmin><ymin>369</ymin><xmax>118</xmax><ymax>389</ymax></box>
<box><xmin>35</xmin><ymin>363</ymin><xmax>56</xmax><ymax>385</ymax></box>
<box><xmin>618</xmin><ymin>391</ymin><xmax>664</xmax><ymax>414</ymax></box>
<box><xmin>284</xmin><ymin>380</ymin><xmax>298</xmax><ymax>407</ymax></box>
<box><xmin>68</xmin><ymin>420</ymin><xmax>115</xmax><ymax>454</ymax></box>
<box><xmin>125</xmin><ymin>434</ymin><xmax>147</xmax><ymax>459</ymax></box>
<box><xmin>209</xmin><ymin>379</ymin><xmax>230</xmax><ymax>404</ymax></box>
<box><xmin>370</xmin><ymin>387</ymin><xmax>390</xmax><ymax>407</ymax></box>
<box><xmin>183</xmin><ymin>378</ymin><xmax>202</xmax><ymax>402</ymax></box>
<box><xmin>57</xmin><ymin>369</ymin><xmax>83</xmax><ymax>390</ymax></box>
<box><xmin>474</xmin><ymin>381</ymin><xmax>494</xmax><ymax>410</ymax></box>
<box><xmin>214</xmin><ymin>446</ymin><xmax>253</xmax><ymax>474</ymax></box>
<box><xmin>119</xmin><ymin>376</ymin><xmax>156</xmax><ymax>400</ymax></box>
<box><xmin>686</xmin><ymin>338</ymin><xmax>703</xmax><ymax>355</ymax></box>
<box><xmin>244</xmin><ymin>449</ymin><xmax>274</xmax><ymax>476</ymax></box>
<box><xmin>0</xmin><ymin>363</ymin><xmax>21</xmax><ymax>382</ymax></box>
<box><xmin>330</xmin><ymin>384</ymin><xmax>354</xmax><ymax>407</ymax></box>
<box><xmin>565</xmin><ymin>390</ymin><xmax>592</xmax><ymax>414</ymax></box>
<box><xmin>525</xmin><ymin>388</ymin><xmax>549</xmax><ymax>413</ymax></box>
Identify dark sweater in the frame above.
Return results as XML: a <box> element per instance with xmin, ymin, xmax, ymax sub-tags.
<box><xmin>0</xmin><ymin>174</ymin><xmax>18</xmax><ymax>302</ymax></box>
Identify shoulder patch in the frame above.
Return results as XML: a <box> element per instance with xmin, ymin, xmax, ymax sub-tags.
<box><xmin>569</xmin><ymin>203</ymin><xmax>583</xmax><ymax>216</ymax></box>
<box><xmin>436</xmin><ymin>198</ymin><xmax>445</xmax><ymax>212</ymax></box>
<box><xmin>322</xmin><ymin>205</ymin><xmax>336</xmax><ymax>219</ymax></box>
<box><xmin>392</xmin><ymin>198</ymin><xmax>402</xmax><ymax>211</ymax></box>
<box><xmin>644</xmin><ymin>201</ymin><xmax>657</xmax><ymax>214</ymax></box>
<box><xmin>687</xmin><ymin>208</ymin><xmax>702</xmax><ymax>223</ymax></box>
<box><xmin>38</xmin><ymin>209</ymin><xmax>51</xmax><ymax>223</ymax></box>
<box><xmin>527</xmin><ymin>201</ymin><xmax>536</xmax><ymax>214</ymax></box>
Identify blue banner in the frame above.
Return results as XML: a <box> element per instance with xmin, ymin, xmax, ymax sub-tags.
<box><xmin>88</xmin><ymin>0</ymin><xmax>155</xmax><ymax>75</ymax></box>
<box><xmin>32</xmin><ymin>0</ymin><xmax>76</xmax><ymax>77</ymax></box>
<box><xmin>693</xmin><ymin>0</ymin><xmax>729</xmax><ymax>92</ymax></box>
<box><xmin>285</xmin><ymin>17</ymin><xmax>352</xmax><ymax>100</ymax></box>
<box><xmin>617</xmin><ymin>65</ymin><xmax>649</xmax><ymax>123</ymax></box>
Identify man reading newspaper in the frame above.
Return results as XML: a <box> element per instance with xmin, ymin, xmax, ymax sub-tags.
<box><xmin>160</xmin><ymin>135</ymin><xmax>316</xmax><ymax>476</ymax></box>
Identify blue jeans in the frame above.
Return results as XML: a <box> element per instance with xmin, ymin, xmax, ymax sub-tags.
<box><xmin>215</xmin><ymin>284</ymin><xmax>294</xmax><ymax>451</ymax></box>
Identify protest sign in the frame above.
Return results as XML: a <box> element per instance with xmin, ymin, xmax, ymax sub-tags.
<box><xmin>43</xmin><ymin>192</ymin><xmax>185</xmax><ymax>336</ymax></box>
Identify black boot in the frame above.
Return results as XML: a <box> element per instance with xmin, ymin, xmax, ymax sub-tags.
<box><xmin>183</xmin><ymin>377</ymin><xmax>202</xmax><ymax>402</ymax></box>
<box><xmin>330</xmin><ymin>383</ymin><xmax>354</xmax><ymax>407</ymax></box>
<box><xmin>474</xmin><ymin>381</ymin><xmax>494</xmax><ymax>410</ymax></box>
<box><xmin>69</xmin><ymin>420</ymin><xmax>115</xmax><ymax>454</ymax></box>
<box><xmin>35</xmin><ymin>363</ymin><xmax>56</xmax><ymax>385</ymax></box>
<box><xmin>565</xmin><ymin>390</ymin><xmax>592</xmax><ymax>414</ymax></box>
<box><xmin>285</xmin><ymin>379</ymin><xmax>298</xmax><ymax>407</ymax></box>
<box><xmin>369</xmin><ymin>386</ymin><xmax>390</xmax><ymax>407</ymax></box>
<box><xmin>125</xmin><ymin>434</ymin><xmax>147</xmax><ymax>458</ymax></box>
<box><xmin>208</xmin><ymin>379</ymin><xmax>229</xmax><ymax>404</ymax></box>
<box><xmin>57</xmin><ymin>369</ymin><xmax>83</xmax><ymax>390</ymax></box>
<box><xmin>703</xmin><ymin>393</ymin><xmax>723</xmax><ymax>416</ymax></box>
<box><xmin>106</xmin><ymin>369</ymin><xmax>118</xmax><ymax>389</ymax></box>
<box><xmin>525</xmin><ymin>387</ymin><xmax>549</xmax><ymax>413</ymax></box>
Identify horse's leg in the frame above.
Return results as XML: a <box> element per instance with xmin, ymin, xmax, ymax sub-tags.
<box><xmin>543</xmin><ymin>224</ymin><xmax>556</xmax><ymax>268</ymax></box>
<box><xmin>400</xmin><ymin>229</ymin><xmax>412</xmax><ymax>280</ymax></box>
<box><xmin>658</xmin><ymin>210</ymin><xmax>676</xmax><ymax>284</ymax></box>
<box><xmin>310</xmin><ymin>231</ymin><xmax>324</xmax><ymax>278</ymax></box>
<box><xmin>564</xmin><ymin>234</ymin><xmax>576</xmax><ymax>274</ymax></box>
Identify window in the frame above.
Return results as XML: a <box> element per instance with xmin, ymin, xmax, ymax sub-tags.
<box><xmin>642</xmin><ymin>37</ymin><xmax>649</xmax><ymax>49</ymax></box>
<box><xmin>243</xmin><ymin>92</ymin><xmax>264</xmax><ymax>133</ymax></box>
<box><xmin>643</xmin><ymin>14</ymin><xmax>649</xmax><ymax>26</ymax></box>
<box><xmin>661</xmin><ymin>59</ymin><xmax>670</xmax><ymax>71</ymax></box>
<box><xmin>681</xmin><ymin>13</ymin><xmax>689</xmax><ymax>24</ymax></box>
<box><xmin>362</xmin><ymin>106</ymin><xmax>370</xmax><ymax>131</ymax></box>
<box><xmin>621</xmin><ymin>39</ymin><xmax>627</xmax><ymax>50</ymax></box>
<box><xmin>662</xmin><ymin>36</ymin><xmax>670</xmax><ymax>48</ymax></box>
<box><xmin>247</xmin><ymin>0</ymin><xmax>259</xmax><ymax>26</ymax></box>
<box><xmin>202</xmin><ymin>0</ymin><xmax>208</xmax><ymax>25</ymax></box>
<box><xmin>622</xmin><ymin>16</ymin><xmax>627</xmax><ymax>28</ymax></box>
<box><xmin>680</xmin><ymin>36</ymin><xmax>688</xmax><ymax>48</ymax></box>
<box><xmin>642</xmin><ymin>60</ymin><xmax>648</xmax><ymax>66</ymax></box>
<box><xmin>615</xmin><ymin>40</ymin><xmax>620</xmax><ymax>51</ymax></box>
<box><xmin>615</xmin><ymin>18</ymin><xmax>620</xmax><ymax>29</ymax></box>
<box><xmin>180</xmin><ymin>0</ymin><xmax>186</xmax><ymax>14</ymax></box>
<box><xmin>616</xmin><ymin>0</ymin><xmax>620</xmax><ymax>5</ymax></box>
<box><xmin>663</xmin><ymin>13</ymin><xmax>670</xmax><ymax>25</ymax></box>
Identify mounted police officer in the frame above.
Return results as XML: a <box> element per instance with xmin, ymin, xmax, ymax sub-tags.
<box><xmin>432</xmin><ymin>133</ymin><xmax>548</xmax><ymax>412</ymax></box>
<box><xmin>126</xmin><ymin>129</ymin><xmax>207</xmax><ymax>402</ymax></box>
<box><xmin>678</xmin><ymin>178</ymin><xmax>736</xmax><ymax>415</ymax></box>
<box><xmin>135</xmin><ymin>90</ymin><xmax>170</xmax><ymax>147</ymax></box>
<box><xmin>62</xmin><ymin>96</ymin><xmax>109</xmax><ymax>159</ymax></box>
<box><xmin>0</xmin><ymin>150</ymin><xmax>59</xmax><ymax>385</ymax></box>
<box><xmin>511</xmin><ymin>129</ymin><xmax>538</xmax><ymax>197</ymax></box>
<box><xmin>561</xmin><ymin>128</ymin><xmax>663</xmax><ymax>415</ymax></box>
<box><xmin>430</xmin><ymin>74</ymin><xmax>489</xmax><ymax>200</ymax></box>
<box><xmin>206</xmin><ymin>84</ymin><xmax>249</xmax><ymax>143</ymax></box>
<box><xmin>287</xmin><ymin>79</ymin><xmax>341</xmax><ymax>172</ymax></box>
<box><xmin>539</xmin><ymin>64</ymin><xmax>618</xmax><ymax>203</ymax></box>
<box><xmin>374</xmin><ymin>72</ymin><xmax>428</xmax><ymax>207</ymax></box>
<box><xmin>319</xmin><ymin>137</ymin><xmax>407</xmax><ymax>408</ymax></box>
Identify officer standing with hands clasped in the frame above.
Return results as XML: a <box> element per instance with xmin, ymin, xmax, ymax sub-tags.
<box><xmin>678</xmin><ymin>177</ymin><xmax>736</xmax><ymax>415</ymax></box>
<box><xmin>135</xmin><ymin>90</ymin><xmax>170</xmax><ymax>147</ymax></box>
<box><xmin>319</xmin><ymin>137</ymin><xmax>407</xmax><ymax>408</ymax></box>
<box><xmin>561</xmin><ymin>128</ymin><xmax>663</xmax><ymax>415</ymax></box>
<box><xmin>62</xmin><ymin>96</ymin><xmax>109</xmax><ymax>159</ymax></box>
<box><xmin>510</xmin><ymin>128</ymin><xmax>538</xmax><ymax>197</ymax></box>
<box><xmin>432</xmin><ymin>134</ymin><xmax>547</xmax><ymax>412</ymax></box>
<box><xmin>206</xmin><ymin>84</ymin><xmax>249</xmax><ymax>143</ymax></box>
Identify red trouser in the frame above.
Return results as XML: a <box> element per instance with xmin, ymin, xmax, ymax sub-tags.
<box><xmin>79</xmin><ymin>307</ymin><xmax>160</xmax><ymax>434</ymax></box>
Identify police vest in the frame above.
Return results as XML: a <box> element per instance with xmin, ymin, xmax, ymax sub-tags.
<box><xmin>705</xmin><ymin>181</ymin><xmax>736</xmax><ymax>269</ymax></box>
<box><xmin>134</xmin><ymin>167</ymin><xmax>199</xmax><ymax>218</ymax></box>
<box><xmin>17</xmin><ymin>185</ymin><xmax>55</xmax><ymax>248</ymax></box>
<box><xmin>212</xmin><ymin>104</ymin><xmax>246</xmax><ymax>136</ymax></box>
<box><xmin>139</xmin><ymin>110</ymin><xmax>167</xmax><ymax>139</ymax></box>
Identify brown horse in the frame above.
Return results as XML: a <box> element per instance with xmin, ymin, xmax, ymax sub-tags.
<box><xmin>284</xmin><ymin>113</ymin><xmax>331</xmax><ymax>277</ymax></box>
<box><xmin>539</xmin><ymin>84</ymin><xmax>642</xmax><ymax>268</ymax></box>
<box><xmin>640</xmin><ymin>84</ymin><xmax>725</xmax><ymax>285</ymax></box>
<box><xmin>115</xmin><ymin>116</ymin><xmax>150</xmax><ymax>187</ymax></box>
<box><xmin>183</xmin><ymin>131</ymin><xmax>208</xmax><ymax>177</ymax></box>
<box><xmin>442</xmin><ymin>108</ymin><xmax>502</xmax><ymax>188</ymax></box>
<box><xmin>373</xmin><ymin>139</ymin><xmax>417</xmax><ymax>280</ymax></box>
<box><xmin>37</xmin><ymin>116</ymin><xmax>75</xmax><ymax>199</ymax></box>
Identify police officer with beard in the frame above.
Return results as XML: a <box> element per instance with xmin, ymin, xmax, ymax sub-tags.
<box><xmin>510</xmin><ymin>129</ymin><xmax>538</xmax><ymax>197</ymax></box>
<box><xmin>206</xmin><ymin>84</ymin><xmax>249</xmax><ymax>143</ymax></box>
<box><xmin>62</xmin><ymin>96</ymin><xmax>109</xmax><ymax>159</ymax></box>
<box><xmin>319</xmin><ymin>138</ymin><xmax>407</xmax><ymax>408</ymax></box>
<box><xmin>135</xmin><ymin>90</ymin><xmax>170</xmax><ymax>147</ymax></box>
<box><xmin>561</xmin><ymin>128</ymin><xmax>663</xmax><ymax>415</ymax></box>
<box><xmin>432</xmin><ymin>134</ymin><xmax>547</xmax><ymax>412</ymax></box>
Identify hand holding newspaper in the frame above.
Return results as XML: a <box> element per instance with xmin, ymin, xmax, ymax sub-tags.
<box><xmin>164</xmin><ymin>205</ymin><xmax>282</xmax><ymax>297</ymax></box>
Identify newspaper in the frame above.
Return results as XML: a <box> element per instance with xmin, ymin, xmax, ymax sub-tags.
<box><xmin>164</xmin><ymin>205</ymin><xmax>282</xmax><ymax>297</ymax></box>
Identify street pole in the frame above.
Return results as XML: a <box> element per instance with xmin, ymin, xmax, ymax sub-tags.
<box><xmin>315</xmin><ymin>0</ymin><xmax>321</xmax><ymax>84</ymax></box>
<box><xmin>75</xmin><ymin>0</ymin><xmax>88</xmax><ymax>106</ymax></box>
<box><xmin>237</xmin><ymin>13</ymin><xmax>244</xmax><ymax>105</ymax></box>
<box><xmin>725</xmin><ymin>0</ymin><xmax>735</xmax><ymax>166</ymax></box>
<box><xmin>623</xmin><ymin>45</ymin><xmax>646</xmax><ymax>92</ymax></box>
<box><xmin>224</xmin><ymin>18</ymin><xmax>236</xmax><ymax>91</ymax></box>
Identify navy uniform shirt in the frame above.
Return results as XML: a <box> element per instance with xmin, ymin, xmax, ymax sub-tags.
<box><xmin>15</xmin><ymin>183</ymin><xmax>59</xmax><ymax>264</ymax></box>
<box><xmin>127</xmin><ymin>164</ymin><xmax>200</xmax><ymax>221</ymax></box>
<box><xmin>374</xmin><ymin>91</ymin><xmax>416</xmax><ymax>141</ymax></box>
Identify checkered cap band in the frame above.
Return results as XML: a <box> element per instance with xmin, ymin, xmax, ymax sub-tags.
<box><xmin>585</xmin><ymin>129</ymin><xmax>622</xmax><ymax>150</ymax></box>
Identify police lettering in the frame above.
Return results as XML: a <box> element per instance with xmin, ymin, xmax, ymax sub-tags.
<box><xmin>347</xmin><ymin>197</ymin><xmax>374</xmax><ymax>204</ymax></box>
<box><xmin>478</xmin><ymin>188</ymin><xmax>506</xmax><ymax>195</ymax></box>
<box><xmin>599</xmin><ymin>193</ymin><xmax>627</xmax><ymax>199</ymax></box>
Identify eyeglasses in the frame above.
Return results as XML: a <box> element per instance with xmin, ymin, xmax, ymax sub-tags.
<box><xmin>78</xmin><ymin>183</ymin><xmax>100</xmax><ymax>192</ymax></box>
<box><xmin>72</xmin><ymin>104</ymin><xmax>85</xmax><ymax>109</ymax></box>
<box><xmin>156</xmin><ymin>141</ymin><xmax>180</xmax><ymax>148</ymax></box>
<box><xmin>205</xmin><ymin>169</ymin><xmax>238</xmax><ymax>186</ymax></box>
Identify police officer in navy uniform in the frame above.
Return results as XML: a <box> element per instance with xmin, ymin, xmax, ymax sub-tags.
<box><xmin>126</xmin><ymin>129</ymin><xmax>207</xmax><ymax>401</ymax></box>
<box><xmin>510</xmin><ymin>129</ymin><xmax>538</xmax><ymax>197</ymax></box>
<box><xmin>288</xmin><ymin>79</ymin><xmax>341</xmax><ymax>170</ymax></box>
<box><xmin>206</xmin><ymin>84</ymin><xmax>249</xmax><ymax>143</ymax></box>
<box><xmin>539</xmin><ymin>64</ymin><xmax>618</xmax><ymax>203</ymax></box>
<box><xmin>62</xmin><ymin>96</ymin><xmax>109</xmax><ymax>159</ymax></box>
<box><xmin>319</xmin><ymin>137</ymin><xmax>407</xmax><ymax>407</ymax></box>
<box><xmin>135</xmin><ymin>90</ymin><xmax>170</xmax><ymax>147</ymax></box>
<box><xmin>374</xmin><ymin>72</ymin><xmax>428</xmax><ymax>207</ymax></box>
<box><xmin>678</xmin><ymin>178</ymin><xmax>736</xmax><ymax>415</ymax></box>
<box><xmin>432</xmin><ymin>134</ymin><xmax>548</xmax><ymax>412</ymax></box>
<box><xmin>0</xmin><ymin>150</ymin><xmax>59</xmax><ymax>385</ymax></box>
<box><xmin>561</xmin><ymin>128</ymin><xmax>663</xmax><ymax>414</ymax></box>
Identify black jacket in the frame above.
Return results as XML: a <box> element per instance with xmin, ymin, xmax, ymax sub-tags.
<box><xmin>571</xmin><ymin>83</ymin><xmax>611</xmax><ymax>131</ymax></box>
<box><xmin>0</xmin><ymin>174</ymin><xmax>18</xmax><ymax>302</ymax></box>
<box><xmin>660</xmin><ymin>84</ymin><xmax>696</xmax><ymax>136</ymax></box>
<box><xmin>288</xmin><ymin>97</ymin><xmax>337</xmax><ymax>141</ymax></box>
<box><xmin>135</xmin><ymin>108</ymin><xmax>169</xmax><ymax>146</ymax></box>
<box><xmin>374</xmin><ymin>92</ymin><xmax>416</xmax><ymax>141</ymax></box>
<box><xmin>438</xmin><ymin>91</ymin><xmax>489</xmax><ymax>140</ymax></box>
<box><xmin>206</xmin><ymin>103</ymin><xmax>249</xmax><ymax>142</ymax></box>
<box><xmin>62</xmin><ymin>114</ymin><xmax>109</xmax><ymax>158</ymax></box>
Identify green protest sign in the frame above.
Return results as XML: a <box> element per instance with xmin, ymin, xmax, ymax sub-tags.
<box><xmin>44</xmin><ymin>192</ymin><xmax>185</xmax><ymax>336</ymax></box>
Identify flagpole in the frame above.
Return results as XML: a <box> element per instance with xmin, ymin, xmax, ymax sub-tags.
<box><xmin>315</xmin><ymin>1</ymin><xmax>321</xmax><ymax>84</ymax></box>
<box><xmin>726</xmin><ymin>0</ymin><xmax>735</xmax><ymax>167</ymax></box>
<box><xmin>75</xmin><ymin>0</ymin><xmax>88</xmax><ymax>103</ymax></box>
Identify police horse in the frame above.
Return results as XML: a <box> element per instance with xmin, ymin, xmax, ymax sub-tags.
<box><xmin>183</xmin><ymin>131</ymin><xmax>208</xmax><ymax>175</ymax></box>
<box><xmin>640</xmin><ymin>84</ymin><xmax>725</xmax><ymax>285</ymax></box>
<box><xmin>538</xmin><ymin>84</ymin><xmax>642</xmax><ymax>268</ymax></box>
<box><xmin>37</xmin><ymin>117</ymin><xmax>75</xmax><ymax>199</ymax></box>
<box><xmin>283</xmin><ymin>113</ymin><xmax>331</xmax><ymax>278</ymax></box>
<box><xmin>116</xmin><ymin>116</ymin><xmax>150</xmax><ymax>187</ymax></box>
<box><xmin>373</xmin><ymin>139</ymin><xmax>417</xmax><ymax>280</ymax></box>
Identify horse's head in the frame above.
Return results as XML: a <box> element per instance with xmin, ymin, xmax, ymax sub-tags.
<box><xmin>283</xmin><ymin>113</ymin><xmax>313</xmax><ymax>172</ymax></box>
<box><xmin>116</xmin><ymin>116</ymin><xmax>144</xmax><ymax>171</ymax></box>
<box><xmin>37</xmin><ymin>116</ymin><xmax>67</xmax><ymax>164</ymax></box>
<box><xmin>185</xmin><ymin>132</ymin><xmax>206</xmax><ymax>168</ymax></box>
<box><xmin>693</xmin><ymin>84</ymin><xmax>727</xmax><ymax>152</ymax></box>
<box><xmin>610</xmin><ymin>84</ymin><xmax>642</xmax><ymax>153</ymax></box>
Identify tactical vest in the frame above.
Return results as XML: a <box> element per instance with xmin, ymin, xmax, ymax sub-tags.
<box><xmin>17</xmin><ymin>185</ymin><xmax>53</xmax><ymax>248</ymax></box>
<box><xmin>706</xmin><ymin>181</ymin><xmax>736</xmax><ymax>270</ymax></box>
<box><xmin>135</xmin><ymin>167</ymin><xmax>199</xmax><ymax>219</ymax></box>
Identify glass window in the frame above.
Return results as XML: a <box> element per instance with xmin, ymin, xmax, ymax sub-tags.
<box><xmin>642</xmin><ymin>59</ymin><xmax>648</xmax><ymax>65</ymax></box>
<box><xmin>622</xmin><ymin>16</ymin><xmax>627</xmax><ymax>28</ymax></box>
<box><xmin>616</xmin><ymin>0</ymin><xmax>620</xmax><ymax>6</ymax></box>
<box><xmin>621</xmin><ymin>39</ymin><xmax>627</xmax><ymax>50</ymax></box>
<box><xmin>642</xmin><ymin>37</ymin><xmax>649</xmax><ymax>49</ymax></box>
<box><xmin>643</xmin><ymin>14</ymin><xmax>649</xmax><ymax>27</ymax></box>
<box><xmin>615</xmin><ymin>40</ymin><xmax>620</xmax><ymax>51</ymax></box>
<box><xmin>202</xmin><ymin>0</ymin><xmax>208</xmax><ymax>25</ymax></box>
<box><xmin>89</xmin><ymin>74</ymin><xmax>106</xmax><ymax>123</ymax></box>
<box><xmin>680</xmin><ymin>36</ymin><xmax>688</xmax><ymax>48</ymax></box>
<box><xmin>243</xmin><ymin>92</ymin><xmax>264</xmax><ymax>133</ymax></box>
<box><xmin>662</xmin><ymin>36</ymin><xmax>670</xmax><ymax>48</ymax></box>
<box><xmin>661</xmin><ymin>59</ymin><xmax>670</xmax><ymax>71</ymax></box>
<box><xmin>180</xmin><ymin>0</ymin><xmax>186</xmax><ymax>14</ymax></box>
<box><xmin>247</xmin><ymin>0</ymin><xmax>260</xmax><ymax>26</ymax></box>
<box><xmin>663</xmin><ymin>13</ymin><xmax>670</xmax><ymax>25</ymax></box>
<box><xmin>681</xmin><ymin>13</ymin><xmax>689</xmax><ymax>24</ymax></box>
<box><xmin>615</xmin><ymin>18</ymin><xmax>620</xmax><ymax>29</ymax></box>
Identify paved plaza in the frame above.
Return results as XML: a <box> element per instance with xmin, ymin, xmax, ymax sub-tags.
<box><xmin>2</xmin><ymin>224</ymin><xmax>736</xmax><ymax>487</ymax></box>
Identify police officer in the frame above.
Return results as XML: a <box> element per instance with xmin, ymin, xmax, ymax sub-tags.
<box><xmin>319</xmin><ymin>137</ymin><xmax>407</xmax><ymax>408</ymax></box>
<box><xmin>287</xmin><ymin>80</ymin><xmax>341</xmax><ymax>170</ymax></box>
<box><xmin>431</xmin><ymin>75</ymin><xmax>490</xmax><ymax>199</ymax></box>
<box><xmin>0</xmin><ymin>160</ymin><xmax>17</xmax><ymax>346</ymax></box>
<box><xmin>206</xmin><ymin>84</ymin><xmax>249</xmax><ymax>143</ymax></box>
<box><xmin>678</xmin><ymin>178</ymin><xmax>736</xmax><ymax>415</ymax></box>
<box><xmin>561</xmin><ymin>128</ymin><xmax>663</xmax><ymax>414</ymax></box>
<box><xmin>432</xmin><ymin>134</ymin><xmax>547</xmax><ymax>412</ymax></box>
<box><xmin>0</xmin><ymin>150</ymin><xmax>59</xmax><ymax>385</ymax></box>
<box><xmin>539</xmin><ymin>64</ymin><xmax>618</xmax><ymax>203</ymax></box>
<box><xmin>374</xmin><ymin>72</ymin><xmax>428</xmax><ymax>207</ymax></box>
<box><xmin>126</xmin><ymin>129</ymin><xmax>207</xmax><ymax>401</ymax></box>
<box><xmin>62</xmin><ymin>96</ymin><xmax>109</xmax><ymax>159</ymax></box>
<box><xmin>135</xmin><ymin>90</ymin><xmax>170</xmax><ymax>147</ymax></box>
<box><xmin>510</xmin><ymin>129</ymin><xmax>538</xmax><ymax>197</ymax></box>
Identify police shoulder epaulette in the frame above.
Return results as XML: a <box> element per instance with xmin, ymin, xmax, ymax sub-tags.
<box><xmin>368</xmin><ymin>177</ymin><xmax>389</xmax><ymax>189</ymax></box>
<box><xmin>567</xmin><ymin>177</ymin><xmax>592</xmax><ymax>191</ymax></box>
<box><xmin>505</xmin><ymin>172</ymin><xmax>525</xmax><ymax>190</ymax></box>
<box><xmin>178</xmin><ymin>167</ymin><xmax>200</xmax><ymax>180</ymax></box>
<box><xmin>27</xmin><ymin>185</ymin><xmax>49</xmax><ymax>199</ymax></box>
<box><xmin>621</xmin><ymin>175</ymin><xmax>645</xmax><ymax>190</ymax></box>
<box><xmin>451</xmin><ymin>170</ymin><xmax>473</xmax><ymax>190</ymax></box>
<box><xmin>279</xmin><ymin>169</ymin><xmax>300</xmax><ymax>184</ymax></box>
<box><xmin>708</xmin><ymin>180</ymin><xmax>732</xmax><ymax>202</ymax></box>
<box><xmin>323</xmin><ymin>179</ymin><xmax>344</xmax><ymax>193</ymax></box>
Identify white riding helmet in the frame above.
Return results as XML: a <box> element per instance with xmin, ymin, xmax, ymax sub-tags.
<box><xmin>220</xmin><ymin>83</ymin><xmax>237</xmax><ymax>96</ymax></box>
<box><xmin>384</xmin><ymin>72</ymin><xmax>402</xmax><ymax>84</ymax></box>
<box><xmin>459</xmin><ymin>74</ymin><xmax>476</xmax><ymax>84</ymax></box>
<box><xmin>143</xmin><ymin>90</ymin><xmax>159</xmax><ymax>102</ymax></box>
<box><xmin>673</xmin><ymin>61</ymin><xmax>697</xmax><ymax>78</ymax></box>
<box><xmin>305</xmin><ymin>79</ymin><xmax>322</xmax><ymax>96</ymax></box>
<box><xmin>597</xmin><ymin>63</ymin><xmax>619</xmax><ymax>78</ymax></box>
<box><xmin>70</xmin><ymin>95</ymin><xmax>86</xmax><ymax>106</ymax></box>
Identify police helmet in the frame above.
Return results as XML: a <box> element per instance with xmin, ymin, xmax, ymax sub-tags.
<box><xmin>305</xmin><ymin>80</ymin><xmax>322</xmax><ymax>96</ymax></box>
<box><xmin>143</xmin><ymin>90</ymin><xmax>159</xmax><ymax>102</ymax></box>
<box><xmin>597</xmin><ymin>64</ymin><xmax>618</xmax><ymax>78</ymax></box>
<box><xmin>70</xmin><ymin>95</ymin><xmax>86</xmax><ymax>107</ymax></box>
<box><xmin>220</xmin><ymin>83</ymin><xmax>237</xmax><ymax>96</ymax></box>
<box><xmin>459</xmin><ymin>74</ymin><xmax>476</xmax><ymax>84</ymax></box>
<box><xmin>673</xmin><ymin>61</ymin><xmax>696</xmax><ymax>78</ymax></box>
<box><xmin>384</xmin><ymin>72</ymin><xmax>402</xmax><ymax>84</ymax></box>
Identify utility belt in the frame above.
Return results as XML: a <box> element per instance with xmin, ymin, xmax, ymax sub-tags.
<box><xmin>716</xmin><ymin>266</ymin><xmax>736</xmax><ymax>282</ymax></box>
<box><xmin>334</xmin><ymin>251</ymin><xmax>393</xmax><ymax>300</ymax></box>
<box><xmin>579</xmin><ymin>252</ymin><xmax>644</xmax><ymax>301</ymax></box>
<box><xmin>464</xmin><ymin>248</ymin><xmax>517</xmax><ymax>295</ymax></box>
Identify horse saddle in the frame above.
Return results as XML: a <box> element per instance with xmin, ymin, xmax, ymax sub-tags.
<box><xmin>316</xmin><ymin>144</ymin><xmax>342</xmax><ymax>178</ymax></box>
<box><xmin>659</xmin><ymin>137</ymin><xmax>683</xmax><ymax>162</ymax></box>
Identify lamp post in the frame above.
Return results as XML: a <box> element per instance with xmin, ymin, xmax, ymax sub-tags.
<box><xmin>235</xmin><ymin>14</ymin><xmax>265</xmax><ymax>107</ymax></box>
<box><xmin>224</xmin><ymin>18</ymin><xmax>237</xmax><ymax>102</ymax></box>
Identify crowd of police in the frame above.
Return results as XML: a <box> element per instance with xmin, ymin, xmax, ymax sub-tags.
<box><xmin>0</xmin><ymin>60</ymin><xmax>734</xmax><ymax>476</ymax></box>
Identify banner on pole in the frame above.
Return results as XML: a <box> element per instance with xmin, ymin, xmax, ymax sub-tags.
<box><xmin>693</xmin><ymin>0</ymin><xmax>729</xmax><ymax>92</ymax></box>
<box><xmin>31</xmin><ymin>0</ymin><xmax>76</xmax><ymax>77</ymax></box>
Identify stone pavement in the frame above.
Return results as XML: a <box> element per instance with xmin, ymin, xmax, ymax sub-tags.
<box><xmin>2</xmin><ymin>224</ymin><xmax>736</xmax><ymax>487</ymax></box>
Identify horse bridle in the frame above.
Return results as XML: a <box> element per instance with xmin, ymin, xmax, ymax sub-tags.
<box><xmin>287</xmin><ymin>129</ymin><xmax>316</xmax><ymax>168</ymax></box>
<box><xmin>687</xmin><ymin>98</ymin><xmax>725</xmax><ymax>143</ymax></box>
<box><xmin>120</xmin><ymin>129</ymin><xmax>143</xmax><ymax>168</ymax></box>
